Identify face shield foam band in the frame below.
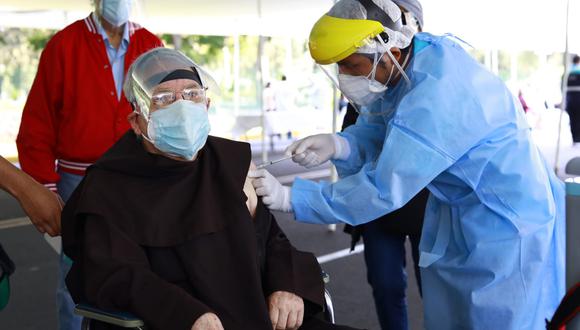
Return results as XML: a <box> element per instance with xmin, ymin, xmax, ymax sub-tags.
<box><xmin>159</xmin><ymin>69</ymin><xmax>202</xmax><ymax>86</ymax></box>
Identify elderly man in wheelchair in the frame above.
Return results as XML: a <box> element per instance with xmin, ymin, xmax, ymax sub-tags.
<box><xmin>61</xmin><ymin>47</ymin><xmax>360</xmax><ymax>330</ymax></box>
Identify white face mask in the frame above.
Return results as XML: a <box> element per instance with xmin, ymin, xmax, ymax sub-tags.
<box><xmin>338</xmin><ymin>50</ymin><xmax>408</xmax><ymax>106</ymax></box>
<box><xmin>338</xmin><ymin>72</ymin><xmax>389</xmax><ymax>106</ymax></box>
<box><xmin>99</xmin><ymin>0</ymin><xmax>132</xmax><ymax>27</ymax></box>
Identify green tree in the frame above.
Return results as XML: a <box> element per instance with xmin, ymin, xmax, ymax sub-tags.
<box><xmin>0</xmin><ymin>28</ymin><xmax>55</xmax><ymax>100</ymax></box>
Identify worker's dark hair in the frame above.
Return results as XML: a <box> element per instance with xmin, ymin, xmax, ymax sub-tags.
<box><xmin>573</xmin><ymin>55</ymin><xmax>580</xmax><ymax>65</ymax></box>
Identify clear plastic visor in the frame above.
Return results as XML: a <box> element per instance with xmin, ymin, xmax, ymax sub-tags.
<box><xmin>126</xmin><ymin>48</ymin><xmax>219</xmax><ymax>118</ymax></box>
<box><xmin>318</xmin><ymin>42</ymin><xmax>409</xmax><ymax>115</ymax></box>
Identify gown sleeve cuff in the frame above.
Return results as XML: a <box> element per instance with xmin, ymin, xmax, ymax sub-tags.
<box><xmin>332</xmin><ymin>132</ymin><xmax>363</xmax><ymax>177</ymax></box>
<box><xmin>291</xmin><ymin>178</ymin><xmax>331</xmax><ymax>225</ymax></box>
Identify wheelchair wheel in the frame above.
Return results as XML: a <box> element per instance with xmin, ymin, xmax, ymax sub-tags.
<box><xmin>81</xmin><ymin>318</ymin><xmax>92</xmax><ymax>330</ymax></box>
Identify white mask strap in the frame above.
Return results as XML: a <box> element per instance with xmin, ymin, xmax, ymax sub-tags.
<box><xmin>135</xmin><ymin>110</ymin><xmax>155</xmax><ymax>143</ymax></box>
<box><xmin>377</xmin><ymin>36</ymin><xmax>411</xmax><ymax>85</ymax></box>
<box><xmin>384</xmin><ymin>57</ymin><xmax>396</xmax><ymax>86</ymax></box>
<box><xmin>385</xmin><ymin>49</ymin><xmax>410</xmax><ymax>85</ymax></box>
<box><xmin>368</xmin><ymin>52</ymin><xmax>380</xmax><ymax>81</ymax></box>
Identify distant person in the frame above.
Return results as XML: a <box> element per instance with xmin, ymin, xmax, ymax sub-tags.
<box><xmin>264</xmin><ymin>81</ymin><xmax>281</xmax><ymax>150</ymax></box>
<box><xmin>566</xmin><ymin>54</ymin><xmax>580</xmax><ymax>144</ymax></box>
<box><xmin>518</xmin><ymin>89</ymin><xmax>530</xmax><ymax>113</ymax></box>
<box><xmin>275</xmin><ymin>75</ymin><xmax>294</xmax><ymax>112</ymax></box>
<box><xmin>0</xmin><ymin>240</ymin><xmax>14</xmax><ymax>311</ymax></box>
<box><xmin>274</xmin><ymin>75</ymin><xmax>294</xmax><ymax>139</ymax></box>
<box><xmin>16</xmin><ymin>0</ymin><xmax>162</xmax><ymax>328</ymax></box>
<box><xmin>263</xmin><ymin>82</ymin><xmax>276</xmax><ymax>112</ymax></box>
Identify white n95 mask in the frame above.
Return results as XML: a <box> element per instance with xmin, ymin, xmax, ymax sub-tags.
<box><xmin>338</xmin><ymin>73</ymin><xmax>386</xmax><ymax>106</ymax></box>
<box><xmin>338</xmin><ymin>49</ymin><xmax>410</xmax><ymax>107</ymax></box>
<box><xmin>100</xmin><ymin>0</ymin><xmax>132</xmax><ymax>27</ymax></box>
<box><xmin>144</xmin><ymin>100</ymin><xmax>211</xmax><ymax>160</ymax></box>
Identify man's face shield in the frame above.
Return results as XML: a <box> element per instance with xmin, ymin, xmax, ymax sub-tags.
<box><xmin>309</xmin><ymin>14</ymin><xmax>411</xmax><ymax>110</ymax></box>
<box><xmin>125</xmin><ymin>48</ymin><xmax>219</xmax><ymax>119</ymax></box>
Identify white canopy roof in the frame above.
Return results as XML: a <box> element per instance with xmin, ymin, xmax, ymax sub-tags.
<box><xmin>0</xmin><ymin>0</ymin><xmax>578</xmax><ymax>52</ymax></box>
<box><xmin>422</xmin><ymin>0</ymin><xmax>580</xmax><ymax>53</ymax></box>
<box><xmin>0</xmin><ymin>0</ymin><xmax>334</xmax><ymax>37</ymax></box>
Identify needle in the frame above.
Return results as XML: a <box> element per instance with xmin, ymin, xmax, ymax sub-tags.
<box><xmin>256</xmin><ymin>154</ymin><xmax>300</xmax><ymax>169</ymax></box>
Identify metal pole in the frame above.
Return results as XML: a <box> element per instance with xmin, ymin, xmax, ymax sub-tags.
<box><xmin>566</xmin><ymin>177</ymin><xmax>580</xmax><ymax>329</ymax></box>
<box><xmin>233</xmin><ymin>34</ymin><xmax>240</xmax><ymax>118</ymax></box>
<box><xmin>510</xmin><ymin>50</ymin><xmax>518</xmax><ymax>82</ymax></box>
<box><xmin>257</xmin><ymin>0</ymin><xmax>268</xmax><ymax>162</ymax></box>
<box><xmin>491</xmin><ymin>49</ymin><xmax>499</xmax><ymax>75</ymax></box>
<box><xmin>326</xmin><ymin>0</ymin><xmax>340</xmax><ymax>232</ymax></box>
<box><xmin>328</xmin><ymin>83</ymin><xmax>338</xmax><ymax>232</ymax></box>
<box><xmin>555</xmin><ymin>0</ymin><xmax>571</xmax><ymax>174</ymax></box>
<box><xmin>171</xmin><ymin>35</ymin><xmax>182</xmax><ymax>51</ymax></box>
<box><xmin>258</xmin><ymin>36</ymin><xmax>267</xmax><ymax>163</ymax></box>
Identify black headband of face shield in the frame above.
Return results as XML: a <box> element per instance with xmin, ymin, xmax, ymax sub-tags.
<box><xmin>159</xmin><ymin>68</ymin><xmax>203</xmax><ymax>86</ymax></box>
<box><xmin>356</xmin><ymin>0</ymin><xmax>400</xmax><ymax>44</ymax></box>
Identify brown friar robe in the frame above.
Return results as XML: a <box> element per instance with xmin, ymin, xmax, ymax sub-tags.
<box><xmin>62</xmin><ymin>131</ymin><xmax>361</xmax><ymax>330</ymax></box>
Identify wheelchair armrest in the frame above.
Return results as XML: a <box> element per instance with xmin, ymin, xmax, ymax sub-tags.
<box><xmin>321</xmin><ymin>270</ymin><xmax>330</xmax><ymax>284</ymax></box>
<box><xmin>74</xmin><ymin>272</ymin><xmax>334</xmax><ymax>327</ymax></box>
<box><xmin>74</xmin><ymin>303</ymin><xmax>145</xmax><ymax>328</ymax></box>
<box><xmin>566</xmin><ymin>157</ymin><xmax>580</xmax><ymax>175</ymax></box>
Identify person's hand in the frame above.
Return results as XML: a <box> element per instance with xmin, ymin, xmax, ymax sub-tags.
<box><xmin>248</xmin><ymin>169</ymin><xmax>292</xmax><ymax>212</ymax></box>
<box><xmin>285</xmin><ymin>134</ymin><xmax>336</xmax><ymax>168</ymax></box>
<box><xmin>18</xmin><ymin>180</ymin><xmax>64</xmax><ymax>237</ymax></box>
<box><xmin>268</xmin><ymin>291</ymin><xmax>304</xmax><ymax>330</ymax></box>
<box><xmin>191</xmin><ymin>312</ymin><xmax>224</xmax><ymax>330</ymax></box>
<box><xmin>285</xmin><ymin>133</ymin><xmax>349</xmax><ymax>168</ymax></box>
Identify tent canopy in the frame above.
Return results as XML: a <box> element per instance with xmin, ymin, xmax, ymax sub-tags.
<box><xmin>0</xmin><ymin>0</ymin><xmax>578</xmax><ymax>52</ymax></box>
<box><xmin>0</xmin><ymin>0</ymin><xmax>334</xmax><ymax>37</ymax></box>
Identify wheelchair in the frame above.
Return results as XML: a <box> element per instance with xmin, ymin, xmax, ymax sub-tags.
<box><xmin>76</xmin><ymin>271</ymin><xmax>335</xmax><ymax>329</ymax></box>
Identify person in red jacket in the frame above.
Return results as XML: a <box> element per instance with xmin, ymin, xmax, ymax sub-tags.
<box><xmin>16</xmin><ymin>1</ymin><xmax>162</xmax><ymax>329</ymax></box>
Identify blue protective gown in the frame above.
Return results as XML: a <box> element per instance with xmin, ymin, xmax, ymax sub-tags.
<box><xmin>291</xmin><ymin>33</ymin><xmax>565</xmax><ymax>329</ymax></box>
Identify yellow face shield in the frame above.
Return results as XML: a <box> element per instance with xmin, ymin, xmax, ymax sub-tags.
<box><xmin>308</xmin><ymin>14</ymin><xmax>385</xmax><ymax>65</ymax></box>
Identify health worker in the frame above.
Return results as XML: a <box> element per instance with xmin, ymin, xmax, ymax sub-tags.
<box><xmin>249</xmin><ymin>0</ymin><xmax>566</xmax><ymax>328</ymax></box>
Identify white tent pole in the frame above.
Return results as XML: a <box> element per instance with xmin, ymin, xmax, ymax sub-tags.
<box><xmin>510</xmin><ymin>51</ymin><xmax>518</xmax><ymax>82</ymax></box>
<box><xmin>555</xmin><ymin>0</ymin><xmax>570</xmax><ymax>174</ymax></box>
<box><xmin>233</xmin><ymin>33</ymin><xmax>240</xmax><ymax>118</ymax></box>
<box><xmin>491</xmin><ymin>49</ymin><xmax>499</xmax><ymax>75</ymax></box>
<box><xmin>484</xmin><ymin>49</ymin><xmax>492</xmax><ymax>71</ymax></box>
<box><xmin>258</xmin><ymin>36</ymin><xmax>267</xmax><ymax>162</ymax></box>
<box><xmin>257</xmin><ymin>0</ymin><xmax>268</xmax><ymax>162</ymax></box>
<box><xmin>327</xmin><ymin>0</ymin><xmax>339</xmax><ymax>233</ymax></box>
<box><xmin>172</xmin><ymin>34</ymin><xmax>182</xmax><ymax>50</ymax></box>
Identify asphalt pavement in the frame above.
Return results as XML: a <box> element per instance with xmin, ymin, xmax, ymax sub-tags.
<box><xmin>0</xmin><ymin>145</ymin><xmax>423</xmax><ymax>330</ymax></box>
<box><xmin>1</xmin><ymin>109</ymin><xmax>579</xmax><ymax>330</ymax></box>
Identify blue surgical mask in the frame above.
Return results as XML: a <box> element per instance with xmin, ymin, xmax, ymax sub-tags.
<box><xmin>144</xmin><ymin>100</ymin><xmax>211</xmax><ymax>160</ymax></box>
<box><xmin>100</xmin><ymin>0</ymin><xmax>132</xmax><ymax>27</ymax></box>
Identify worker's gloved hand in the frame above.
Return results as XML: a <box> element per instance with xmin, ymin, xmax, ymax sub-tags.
<box><xmin>285</xmin><ymin>133</ymin><xmax>350</xmax><ymax>169</ymax></box>
<box><xmin>248</xmin><ymin>169</ymin><xmax>292</xmax><ymax>212</ymax></box>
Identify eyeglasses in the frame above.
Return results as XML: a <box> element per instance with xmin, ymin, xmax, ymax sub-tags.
<box><xmin>151</xmin><ymin>87</ymin><xmax>207</xmax><ymax>108</ymax></box>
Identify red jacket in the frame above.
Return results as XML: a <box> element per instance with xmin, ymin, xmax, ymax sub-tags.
<box><xmin>16</xmin><ymin>15</ymin><xmax>163</xmax><ymax>190</ymax></box>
